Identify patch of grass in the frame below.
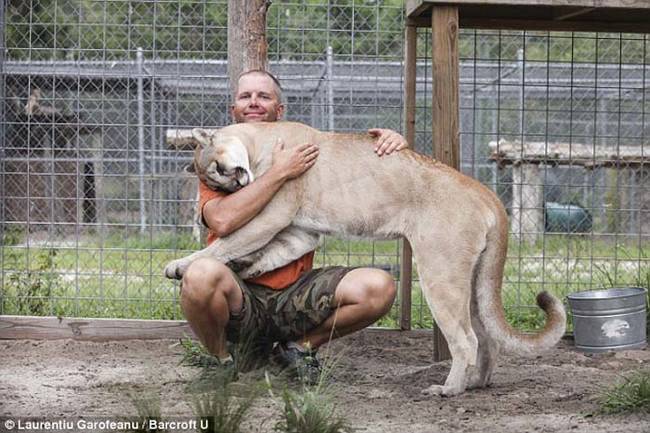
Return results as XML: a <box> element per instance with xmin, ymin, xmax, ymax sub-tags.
<box><xmin>2</xmin><ymin>233</ymin><xmax>648</xmax><ymax>331</ymax></box>
<box><xmin>271</xmin><ymin>385</ymin><xmax>352</xmax><ymax>433</ymax></box>
<box><xmin>2</xmin><ymin>248</ymin><xmax>71</xmax><ymax>316</ymax></box>
<box><xmin>186</xmin><ymin>372</ymin><xmax>259</xmax><ymax>433</ymax></box>
<box><xmin>599</xmin><ymin>370</ymin><xmax>650</xmax><ymax>414</ymax></box>
<box><xmin>264</xmin><ymin>341</ymin><xmax>351</xmax><ymax>433</ymax></box>
<box><xmin>126</xmin><ymin>389</ymin><xmax>166</xmax><ymax>433</ymax></box>
<box><xmin>102</xmin><ymin>231</ymin><xmax>201</xmax><ymax>251</ymax></box>
<box><xmin>179</xmin><ymin>330</ymin><xmax>272</xmax><ymax>374</ymax></box>
<box><xmin>179</xmin><ymin>337</ymin><xmax>222</xmax><ymax>368</ymax></box>
<box><xmin>1</xmin><ymin>225</ymin><xmax>24</xmax><ymax>246</ymax></box>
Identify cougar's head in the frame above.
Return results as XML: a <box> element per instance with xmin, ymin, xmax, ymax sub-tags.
<box><xmin>189</xmin><ymin>128</ymin><xmax>255</xmax><ymax>192</ymax></box>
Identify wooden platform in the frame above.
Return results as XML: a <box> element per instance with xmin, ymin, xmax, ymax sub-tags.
<box><xmin>489</xmin><ymin>140</ymin><xmax>650</xmax><ymax>168</ymax></box>
<box><xmin>406</xmin><ymin>0</ymin><xmax>650</xmax><ymax>32</ymax></box>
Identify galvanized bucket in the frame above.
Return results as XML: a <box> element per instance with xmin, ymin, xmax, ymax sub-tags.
<box><xmin>567</xmin><ymin>287</ymin><xmax>648</xmax><ymax>353</ymax></box>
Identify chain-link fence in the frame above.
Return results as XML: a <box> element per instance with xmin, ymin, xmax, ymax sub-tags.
<box><xmin>1</xmin><ymin>1</ymin><xmax>648</xmax><ymax>330</ymax></box>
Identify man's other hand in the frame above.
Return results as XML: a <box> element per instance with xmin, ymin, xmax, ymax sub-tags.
<box><xmin>272</xmin><ymin>138</ymin><xmax>319</xmax><ymax>180</ymax></box>
<box><xmin>368</xmin><ymin>128</ymin><xmax>408</xmax><ymax>156</ymax></box>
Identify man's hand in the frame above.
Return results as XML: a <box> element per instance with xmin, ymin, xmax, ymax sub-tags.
<box><xmin>271</xmin><ymin>138</ymin><xmax>319</xmax><ymax>180</ymax></box>
<box><xmin>368</xmin><ymin>128</ymin><xmax>408</xmax><ymax>156</ymax></box>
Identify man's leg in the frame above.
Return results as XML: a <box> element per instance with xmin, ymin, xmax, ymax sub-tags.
<box><xmin>180</xmin><ymin>257</ymin><xmax>243</xmax><ymax>360</ymax></box>
<box><xmin>298</xmin><ymin>268</ymin><xmax>396</xmax><ymax>349</ymax></box>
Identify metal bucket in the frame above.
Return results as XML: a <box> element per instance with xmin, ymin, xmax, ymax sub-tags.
<box><xmin>567</xmin><ymin>287</ymin><xmax>648</xmax><ymax>353</ymax></box>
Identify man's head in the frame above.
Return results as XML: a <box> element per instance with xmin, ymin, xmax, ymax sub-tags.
<box><xmin>231</xmin><ymin>70</ymin><xmax>284</xmax><ymax>123</ymax></box>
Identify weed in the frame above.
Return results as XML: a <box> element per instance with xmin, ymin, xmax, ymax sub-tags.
<box><xmin>599</xmin><ymin>370</ymin><xmax>650</xmax><ymax>414</ymax></box>
<box><xmin>271</xmin><ymin>385</ymin><xmax>352</xmax><ymax>433</ymax></box>
<box><xmin>1</xmin><ymin>226</ymin><xmax>24</xmax><ymax>246</ymax></box>
<box><xmin>186</xmin><ymin>375</ymin><xmax>259</xmax><ymax>433</ymax></box>
<box><xmin>4</xmin><ymin>248</ymin><xmax>68</xmax><ymax>315</ymax></box>
<box><xmin>179</xmin><ymin>337</ymin><xmax>222</xmax><ymax>368</ymax></box>
<box><xmin>125</xmin><ymin>389</ymin><xmax>166</xmax><ymax>433</ymax></box>
<box><xmin>179</xmin><ymin>331</ymin><xmax>272</xmax><ymax>373</ymax></box>
<box><xmin>265</xmin><ymin>337</ymin><xmax>351</xmax><ymax>433</ymax></box>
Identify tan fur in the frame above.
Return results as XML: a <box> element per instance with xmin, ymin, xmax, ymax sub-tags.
<box><xmin>166</xmin><ymin>121</ymin><xmax>566</xmax><ymax>396</ymax></box>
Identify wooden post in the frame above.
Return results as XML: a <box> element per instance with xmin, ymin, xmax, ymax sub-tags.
<box><xmin>511</xmin><ymin>163</ymin><xmax>543</xmax><ymax>245</ymax></box>
<box><xmin>227</xmin><ymin>0</ymin><xmax>271</xmax><ymax>98</ymax></box>
<box><xmin>400</xmin><ymin>23</ymin><xmax>417</xmax><ymax>331</ymax></box>
<box><xmin>431</xmin><ymin>5</ymin><xmax>460</xmax><ymax>361</ymax></box>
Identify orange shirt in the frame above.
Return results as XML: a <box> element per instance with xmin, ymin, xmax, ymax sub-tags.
<box><xmin>198</xmin><ymin>181</ymin><xmax>314</xmax><ymax>290</ymax></box>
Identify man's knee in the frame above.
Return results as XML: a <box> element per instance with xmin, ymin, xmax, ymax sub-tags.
<box><xmin>367</xmin><ymin>269</ymin><xmax>397</xmax><ymax>313</ymax></box>
<box><xmin>181</xmin><ymin>258</ymin><xmax>233</xmax><ymax>303</ymax></box>
<box><xmin>340</xmin><ymin>267</ymin><xmax>396</xmax><ymax>313</ymax></box>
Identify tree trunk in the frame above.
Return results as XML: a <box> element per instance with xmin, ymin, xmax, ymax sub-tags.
<box><xmin>227</xmin><ymin>0</ymin><xmax>271</xmax><ymax>99</ymax></box>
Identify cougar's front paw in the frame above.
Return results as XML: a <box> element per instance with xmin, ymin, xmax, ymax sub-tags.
<box><xmin>164</xmin><ymin>258</ymin><xmax>191</xmax><ymax>280</ymax></box>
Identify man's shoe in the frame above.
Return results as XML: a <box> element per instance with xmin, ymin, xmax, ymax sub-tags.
<box><xmin>273</xmin><ymin>342</ymin><xmax>322</xmax><ymax>385</ymax></box>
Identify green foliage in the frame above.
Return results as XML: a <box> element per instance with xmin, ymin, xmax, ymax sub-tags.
<box><xmin>179</xmin><ymin>337</ymin><xmax>222</xmax><ymax>368</ymax></box>
<box><xmin>102</xmin><ymin>231</ymin><xmax>201</xmax><ymax>251</ymax></box>
<box><xmin>186</xmin><ymin>377</ymin><xmax>258</xmax><ymax>433</ymax></box>
<box><xmin>1</xmin><ymin>226</ymin><xmax>24</xmax><ymax>246</ymax></box>
<box><xmin>5</xmin><ymin>0</ymin><xmax>407</xmax><ymax>62</ymax></box>
<box><xmin>6</xmin><ymin>0</ymin><xmax>229</xmax><ymax>60</ymax></box>
<box><xmin>273</xmin><ymin>387</ymin><xmax>352</xmax><ymax>433</ymax></box>
<box><xmin>599</xmin><ymin>370</ymin><xmax>650</xmax><ymax>414</ymax></box>
<box><xmin>126</xmin><ymin>389</ymin><xmax>166</xmax><ymax>433</ymax></box>
<box><xmin>2</xmin><ymin>233</ymin><xmax>648</xmax><ymax>333</ymax></box>
<box><xmin>3</xmin><ymin>248</ymin><xmax>69</xmax><ymax>316</ymax></box>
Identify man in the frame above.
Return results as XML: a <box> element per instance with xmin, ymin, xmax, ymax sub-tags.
<box><xmin>180</xmin><ymin>70</ymin><xmax>406</xmax><ymax>381</ymax></box>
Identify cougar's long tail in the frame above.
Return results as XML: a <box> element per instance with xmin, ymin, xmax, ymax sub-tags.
<box><xmin>475</xmin><ymin>207</ymin><xmax>566</xmax><ymax>355</ymax></box>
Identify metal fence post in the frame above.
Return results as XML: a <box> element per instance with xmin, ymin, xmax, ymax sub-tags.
<box><xmin>326</xmin><ymin>45</ymin><xmax>334</xmax><ymax>131</ymax></box>
<box><xmin>136</xmin><ymin>47</ymin><xmax>146</xmax><ymax>233</ymax></box>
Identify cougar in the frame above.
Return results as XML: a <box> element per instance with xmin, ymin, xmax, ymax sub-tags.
<box><xmin>165</xmin><ymin>121</ymin><xmax>566</xmax><ymax>396</ymax></box>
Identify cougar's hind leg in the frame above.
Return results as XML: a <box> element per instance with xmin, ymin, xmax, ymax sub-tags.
<box><xmin>415</xmin><ymin>255</ymin><xmax>479</xmax><ymax>397</ymax></box>
<box><xmin>468</xmin><ymin>309</ymin><xmax>498</xmax><ymax>389</ymax></box>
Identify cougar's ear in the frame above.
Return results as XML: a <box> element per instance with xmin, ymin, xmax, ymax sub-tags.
<box><xmin>192</xmin><ymin>128</ymin><xmax>211</xmax><ymax>146</ymax></box>
<box><xmin>184</xmin><ymin>161</ymin><xmax>196</xmax><ymax>174</ymax></box>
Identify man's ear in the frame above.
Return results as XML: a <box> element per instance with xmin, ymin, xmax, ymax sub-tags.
<box><xmin>192</xmin><ymin>128</ymin><xmax>211</xmax><ymax>145</ymax></box>
<box><xmin>184</xmin><ymin>161</ymin><xmax>196</xmax><ymax>174</ymax></box>
<box><xmin>277</xmin><ymin>103</ymin><xmax>285</xmax><ymax>120</ymax></box>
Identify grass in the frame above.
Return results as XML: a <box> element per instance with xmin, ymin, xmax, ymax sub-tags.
<box><xmin>126</xmin><ymin>338</ymin><xmax>353</xmax><ymax>433</ymax></box>
<box><xmin>272</xmin><ymin>386</ymin><xmax>352</xmax><ymax>433</ymax></box>
<box><xmin>599</xmin><ymin>370</ymin><xmax>650</xmax><ymax>414</ymax></box>
<box><xmin>2</xmin><ymin>232</ymin><xmax>649</xmax><ymax>331</ymax></box>
<box><xmin>126</xmin><ymin>388</ymin><xmax>166</xmax><ymax>433</ymax></box>
<box><xmin>178</xmin><ymin>331</ymin><xmax>351</xmax><ymax>433</ymax></box>
<box><xmin>265</xmin><ymin>346</ymin><xmax>352</xmax><ymax>433</ymax></box>
<box><xmin>186</xmin><ymin>378</ymin><xmax>258</xmax><ymax>433</ymax></box>
<box><xmin>179</xmin><ymin>337</ymin><xmax>222</xmax><ymax>368</ymax></box>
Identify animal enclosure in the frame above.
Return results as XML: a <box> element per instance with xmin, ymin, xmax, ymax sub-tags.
<box><xmin>1</xmin><ymin>1</ymin><xmax>649</xmax><ymax>333</ymax></box>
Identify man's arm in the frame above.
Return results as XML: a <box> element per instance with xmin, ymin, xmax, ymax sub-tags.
<box><xmin>203</xmin><ymin>140</ymin><xmax>319</xmax><ymax>238</ymax></box>
<box><xmin>368</xmin><ymin>128</ymin><xmax>409</xmax><ymax>156</ymax></box>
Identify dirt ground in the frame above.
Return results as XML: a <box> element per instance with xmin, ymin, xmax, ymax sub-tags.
<box><xmin>1</xmin><ymin>330</ymin><xmax>649</xmax><ymax>433</ymax></box>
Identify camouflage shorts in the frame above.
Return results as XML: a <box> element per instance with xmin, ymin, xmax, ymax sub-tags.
<box><xmin>225</xmin><ymin>266</ymin><xmax>353</xmax><ymax>345</ymax></box>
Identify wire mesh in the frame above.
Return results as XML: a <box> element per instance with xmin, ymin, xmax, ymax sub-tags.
<box><xmin>0</xmin><ymin>1</ymin><xmax>648</xmax><ymax>331</ymax></box>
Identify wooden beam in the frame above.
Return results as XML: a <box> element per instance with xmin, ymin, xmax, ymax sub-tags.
<box><xmin>430</xmin><ymin>5</ymin><xmax>460</xmax><ymax>362</ymax></box>
<box><xmin>407</xmin><ymin>0</ymin><xmax>650</xmax><ymax>15</ymax></box>
<box><xmin>0</xmin><ymin>315</ymin><xmax>196</xmax><ymax>341</ymax></box>
<box><xmin>0</xmin><ymin>315</ymin><xmax>436</xmax><ymax>341</ymax></box>
<box><xmin>400</xmin><ymin>24</ymin><xmax>417</xmax><ymax>331</ymax></box>
<box><xmin>459</xmin><ymin>17</ymin><xmax>650</xmax><ymax>33</ymax></box>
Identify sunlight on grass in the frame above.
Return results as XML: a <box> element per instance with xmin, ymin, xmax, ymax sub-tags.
<box><xmin>2</xmin><ymin>233</ymin><xmax>648</xmax><ymax>331</ymax></box>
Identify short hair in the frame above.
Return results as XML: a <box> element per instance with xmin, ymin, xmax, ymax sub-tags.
<box><xmin>235</xmin><ymin>69</ymin><xmax>283</xmax><ymax>101</ymax></box>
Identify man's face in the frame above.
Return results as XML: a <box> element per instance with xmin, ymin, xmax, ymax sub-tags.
<box><xmin>231</xmin><ymin>73</ymin><xmax>284</xmax><ymax>123</ymax></box>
